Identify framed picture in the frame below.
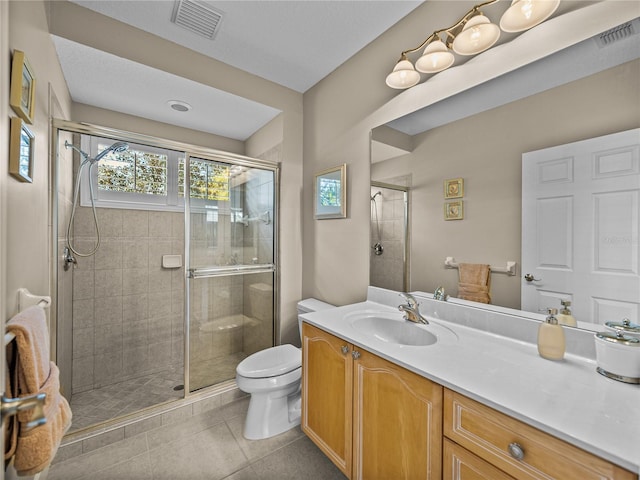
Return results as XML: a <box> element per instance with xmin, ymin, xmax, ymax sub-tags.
<box><xmin>444</xmin><ymin>177</ymin><xmax>464</xmax><ymax>199</ymax></box>
<box><xmin>10</xmin><ymin>50</ymin><xmax>36</xmax><ymax>124</ymax></box>
<box><xmin>314</xmin><ymin>164</ymin><xmax>346</xmax><ymax>219</ymax></box>
<box><xmin>9</xmin><ymin>117</ymin><xmax>34</xmax><ymax>183</ymax></box>
<box><xmin>444</xmin><ymin>200</ymin><xmax>463</xmax><ymax>220</ymax></box>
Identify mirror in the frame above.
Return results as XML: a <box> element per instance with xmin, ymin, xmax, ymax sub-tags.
<box><xmin>370</xmin><ymin>11</ymin><xmax>640</xmax><ymax>328</ymax></box>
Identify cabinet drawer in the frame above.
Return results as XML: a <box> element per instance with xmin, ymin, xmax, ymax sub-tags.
<box><xmin>444</xmin><ymin>438</ymin><xmax>515</xmax><ymax>480</ymax></box>
<box><xmin>444</xmin><ymin>389</ymin><xmax>637</xmax><ymax>480</ymax></box>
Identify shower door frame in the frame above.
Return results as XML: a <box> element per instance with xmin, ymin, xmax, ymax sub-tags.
<box><xmin>51</xmin><ymin>119</ymin><xmax>280</xmax><ymax>411</ymax></box>
<box><xmin>370</xmin><ymin>181</ymin><xmax>410</xmax><ymax>292</ymax></box>
<box><xmin>183</xmin><ymin>152</ymin><xmax>280</xmax><ymax>393</ymax></box>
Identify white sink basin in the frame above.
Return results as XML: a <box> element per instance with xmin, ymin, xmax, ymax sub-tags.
<box><xmin>346</xmin><ymin>311</ymin><xmax>456</xmax><ymax>347</ymax></box>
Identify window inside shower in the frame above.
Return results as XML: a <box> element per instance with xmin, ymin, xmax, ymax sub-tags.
<box><xmin>55</xmin><ymin>127</ymin><xmax>277</xmax><ymax>433</ymax></box>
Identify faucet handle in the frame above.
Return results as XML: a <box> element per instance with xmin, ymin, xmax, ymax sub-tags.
<box><xmin>398</xmin><ymin>292</ymin><xmax>418</xmax><ymax>307</ymax></box>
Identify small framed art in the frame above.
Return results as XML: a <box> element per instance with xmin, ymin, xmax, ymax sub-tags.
<box><xmin>314</xmin><ymin>164</ymin><xmax>346</xmax><ymax>219</ymax></box>
<box><xmin>9</xmin><ymin>50</ymin><xmax>36</xmax><ymax>124</ymax></box>
<box><xmin>444</xmin><ymin>200</ymin><xmax>463</xmax><ymax>220</ymax></box>
<box><xmin>444</xmin><ymin>177</ymin><xmax>464</xmax><ymax>199</ymax></box>
<box><xmin>9</xmin><ymin>116</ymin><xmax>35</xmax><ymax>183</ymax></box>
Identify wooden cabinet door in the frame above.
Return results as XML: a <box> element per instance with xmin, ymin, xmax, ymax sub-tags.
<box><xmin>301</xmin><ymin>323</ymin><xmax>353</xmax><ymax>477</ymax></box>
<box><xmin>443</xmin><ymin>438</ymin><xmax>515</xmax><ymax>480</ymax></box>
<box><xmin>352</xmin><ymin>348</ymin><xmax>443</xmax><ymax>480</ymax></box>
<box><xmin>444</xmin><ymin>389</ymin><xmax>637</xmax><ymax>480</ymax></box>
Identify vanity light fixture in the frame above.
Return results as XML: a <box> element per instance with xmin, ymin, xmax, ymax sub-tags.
<box><xmin>386</xmin><ymin>0</ymin><xmax>560</xmax><ymax>89</ymax></box>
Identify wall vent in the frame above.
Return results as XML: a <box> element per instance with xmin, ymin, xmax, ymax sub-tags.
<box><xmin>594</xmin><ymin>20</ymin><xmax>638</xmax><ymax>48</ymax></box>
<box><xmin>171</xmin><ymin>0</ymin><xmax>224</xmax><ymax>40</ymax></box>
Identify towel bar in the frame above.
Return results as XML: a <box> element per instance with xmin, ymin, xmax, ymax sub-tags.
<box><xmin>5</xmin><ymin>332</ymin><xmax>16</xmax><ymax>346</ymax></box>
<box><xmin>445</xmin><ymin>257</ymin><xmax>517</xmax><ymax>276</ymax></box>
<box><xmin>17</xmin><ymin>288</ymin><xmax>51</xmax><ymax>312</ymax></box>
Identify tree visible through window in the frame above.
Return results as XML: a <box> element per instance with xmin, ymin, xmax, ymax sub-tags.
<box><xmin>97</xmin><ymin>145</ymin><xmax>168</xmax><ymax>195</ymax></box>
<box><xmin>85</xmin><ymin>135</ymin><xmax>232</xmax><ymax>210</ymax></box>
<box><xmin>178</xmin><ymin>159</ymin><xmax>230</xmax><ymax>201</ymax></box>
<box><xmin>319</xmin><ymin>177</ymin><xmax>341</xmax><ymax>207</ymax></box>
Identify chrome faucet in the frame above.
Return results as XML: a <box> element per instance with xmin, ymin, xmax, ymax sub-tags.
<box><xmin>433</xmin><ymin>286</ymin><xmax>447</xmax><ymax>301</ymax></box>
<box><xmin>398</xmin><ymin>293</ymin><xmax>429</xmax><ymax>325</ymax></box>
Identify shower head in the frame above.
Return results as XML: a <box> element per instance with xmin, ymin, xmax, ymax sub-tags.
<box><xmin>94</xmin><ymin>142</ymin><xmax>129</xmax><ymax>162</ymax></box>
<box><xmin>371</xmin><ymin>191</ymin><xmax>382</xmax><ymax>201</ymax></box>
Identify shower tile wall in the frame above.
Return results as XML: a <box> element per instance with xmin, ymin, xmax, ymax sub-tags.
<box><xmin>370</xmin><ymin>188</ymin><xmax>406</xmax><ymax>291</ymax></box>
<box><xmin>71</xmin><ymin>207</ymin><xmax>184</xmax><ymax>394</ymax></box>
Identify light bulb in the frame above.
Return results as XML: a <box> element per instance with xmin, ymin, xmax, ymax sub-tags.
<box><xmin>385</xmin><ymin>59</ymin><xmax>420</xmax><ymax>89</ymax></box>
<box><xmin>500</xmin><ymin>0</ymin><xmax>560</xmax><ymax>32</ymax></box>
<box><xmin>415</xmin><ymin>40</ymin><xmax>455</xmax><ymax>73</ymax></box>
<box><xmin>452</xmin><ymin>14</ymin><xmax>501</xmax><ymax>56</ymax></box>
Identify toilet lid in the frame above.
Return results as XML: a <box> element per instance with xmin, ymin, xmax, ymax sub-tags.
<box><xmin>236</xmin><ymin>344</ymin><xmax>301</xmax><ymax>378</ymax></box>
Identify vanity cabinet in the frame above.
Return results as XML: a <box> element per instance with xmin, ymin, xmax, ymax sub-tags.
<box><xmin>301</xmin><ymin>322</ymin><xmax>443</xmax><ymax>479</ymax></box>
<box><xmin>443</xmin><ymin>389</ymin><xmax>637</xmax><ymax>480</ymax></box>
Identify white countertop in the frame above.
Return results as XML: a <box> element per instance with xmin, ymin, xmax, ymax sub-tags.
<box><xmin>301</xmin><ymin>298</ymin><xmax>640</xmax><ymax>474</ymax></box>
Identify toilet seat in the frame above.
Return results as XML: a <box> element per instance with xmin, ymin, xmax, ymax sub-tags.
<box><xmin>236</xmin><ymin>344</ymin><xmax>301</xmax><ymax>379</ymax></box>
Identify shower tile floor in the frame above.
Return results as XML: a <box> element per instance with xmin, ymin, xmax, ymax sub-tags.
<box><xmin>69</xmin><ymin>353</ymin><xmax>248</xmax><ymax>433</ymax></box>
<box><xmin>69</xmin><ymin>368</ymin><xmax>185</xmax><ymax>433</ymax></box>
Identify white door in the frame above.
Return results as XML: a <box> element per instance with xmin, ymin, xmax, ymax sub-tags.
<box><xmin>522</xmin><ymin>129</ymin><xmax>640</xmax><ymax>326</ymax></box>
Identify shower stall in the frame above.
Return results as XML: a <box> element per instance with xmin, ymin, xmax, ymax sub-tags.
<box><xmin>369</xmin><ymin>182</ymin><xmax>409</xmax><ymax>292</ymax></box>
<box><xmin>52</xmin><ymin>121</ymin><xmax>278</xmax><ymax>433</ymax></box>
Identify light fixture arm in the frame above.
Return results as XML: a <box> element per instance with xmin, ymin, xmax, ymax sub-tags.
<box><xmin>396</xmin><ymin>0</ymin><xmax>500</xmax><ymax>59</ymax></box>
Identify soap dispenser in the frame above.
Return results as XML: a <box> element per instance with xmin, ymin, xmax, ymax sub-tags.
<box><xmin>538</xmin><ymin>308</ymin><xmax>566</xmax><ymax>360</ymax></box>
<box><xmin>556</xmin><ymin>300</ymin><xmax>577</xmax><ymax>327</ymax></box>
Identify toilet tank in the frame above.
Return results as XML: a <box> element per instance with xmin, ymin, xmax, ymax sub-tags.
<box><xmin>297</xmin><ymin>298</ymin><xmax>334</xmax><ymax>338</ymax></box>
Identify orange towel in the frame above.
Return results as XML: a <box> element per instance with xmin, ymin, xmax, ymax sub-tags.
<box><xmin>6</xmin><ymin>306</ymin><xmax>72</xmax><ymax>476</ymax></box>
<box><xmin>458</xmin><ymin>263</ymin><xmax>491</xmax><ymax>304</ymax></box>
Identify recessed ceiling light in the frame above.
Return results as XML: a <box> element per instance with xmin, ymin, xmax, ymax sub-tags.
<box><xmin>168</xmin><ymin>100</ymin><xmax>192</xmax><ymax>112</ymax></box>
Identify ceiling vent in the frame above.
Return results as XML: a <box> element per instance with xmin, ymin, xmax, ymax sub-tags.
<box><xmin>171</xmin><ymin>0</ymin><xmax>224</xmax><ymax>40</ymax></box>
<box><xmin>594</xmin><ymin>19</ymin><xmax>638</xmax><ymax>48</ymax></box>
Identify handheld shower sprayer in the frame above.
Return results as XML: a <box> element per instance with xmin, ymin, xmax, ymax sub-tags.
<box><xmin>63</xmin><ymin>139</ymin><xmax>130</xmax><ymax>259</ymax></box>
<box><xmin>94</xmin><ymin>142</ymin><xmax>129</xmax><ymax>162</ymax></box>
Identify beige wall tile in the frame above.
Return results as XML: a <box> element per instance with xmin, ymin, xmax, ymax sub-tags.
<box><xmin>95</xmin><ymin>296</ymin><xmax>123</xmax><ymax>325</ymax></box>
<box><xmin>149</xmin><ymin>211</ymin><xmax>173</xmax><ymax>237</ymax></box>
<box><xmin>97</xmin><ymin>208</ymin><xmax>124</xmax><ymax>238</ymax></box>
<box><xmin>94</xmin><ymin>238</ymin><xmax>123</xmax><ymax>270</ymax></box>
<box><xmin>123</xmin><ymin>269</ymin><xmax>149</xmax><ymax>295</ymax></box>
<box><xmin>123</xmin><ymin>210</ymin><xmax>149</xmax><ymax>237</ymax></box>
<box><xmin>95</xmin><ymin>269</ymin><xmax>123</xmax><ymax>297</ymax></box>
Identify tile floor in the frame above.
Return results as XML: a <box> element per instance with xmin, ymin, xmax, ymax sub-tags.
<box><xmin>69</xmin><ymin>353</ymin><xmax>246</xmax><ymax>433</ymax></box>
<box><xmin>51</xmin><ymin>396</ymin><xmax>347</xmax><ymax>480</ymax></box>
<box><xmin>69</xmin><ymin>368</ymin><xmax>184</xmax><ymax>433</ymax></box>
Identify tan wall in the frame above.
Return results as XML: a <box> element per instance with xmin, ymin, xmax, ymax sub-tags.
<box><xmin>3</xmin><ymin>1</ymin><xmax>72</xmax><ymax>319</ymax></box>
<box><xmin>373</xmin><ymin>61</ymin><xmax>640</xmax><ymax>308</ymax></box>
<box><xmin>72</xmin><ymin>103</ymin><xmax>246</xmax><ymax>155</ymax></box>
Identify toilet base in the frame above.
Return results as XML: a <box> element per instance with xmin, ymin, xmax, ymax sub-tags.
<box><xmin>243</xmin><ymin>386</ymin><xmax>301</xmax><ymax>440</ymax></box>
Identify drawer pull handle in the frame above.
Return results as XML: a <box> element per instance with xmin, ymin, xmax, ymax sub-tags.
<box><xmin>341</xmin><ymin>345</ymin><xmax>349</xmax><ymax>355</ymax></box>
<box><xmin>508</xmin><ymin>442</ymin><xmax>525</xmax><ymax>461</ymax></box>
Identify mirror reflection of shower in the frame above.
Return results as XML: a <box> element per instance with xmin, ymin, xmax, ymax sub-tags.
<box><xmin>63</xmin><ymin>140</ymin><xmax>129</xmax><ymax>266</ymax></box>
<box><xmin>369</xmin><ymin>182</ymin><xmax>409</xmax><ymax>292</ymax></box>
<box><xmin>370</xmin><ymin>191</ymin><xmax>384</xmax><ymax>256</ymax></box>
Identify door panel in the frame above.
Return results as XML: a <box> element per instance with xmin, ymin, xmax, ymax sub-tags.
<box><xmin>185</xmin><ymin>156</ymin><xmax>276</xmax><ymax>393</ymax></box>
<box><xmin>522</xmin><ymin>129</ymin><xmax>640</xmax><ymax>325</ymax></box>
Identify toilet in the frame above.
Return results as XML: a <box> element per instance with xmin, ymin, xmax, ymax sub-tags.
<box><xmin>236</xmin><ymin>298</ymin><xmax>334</xmax><ymax>440</ymax></box>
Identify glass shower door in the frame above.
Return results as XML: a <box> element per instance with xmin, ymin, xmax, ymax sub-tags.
<box><xmin>185</xmin><ymin>156</ymin><xmax>276</xmax><ymax>393</ymax></box>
